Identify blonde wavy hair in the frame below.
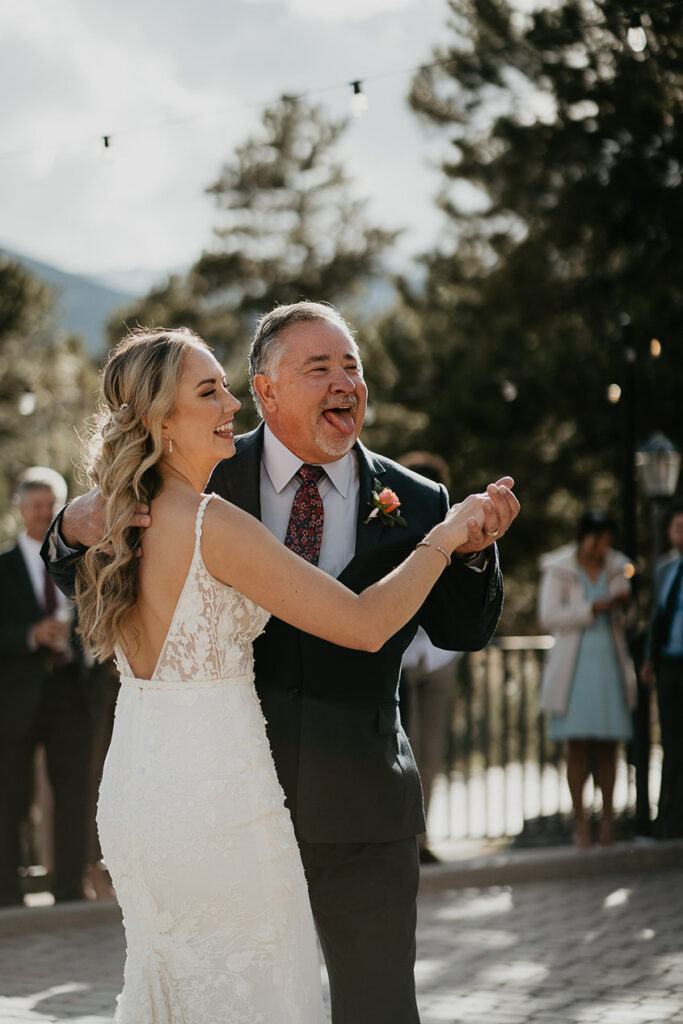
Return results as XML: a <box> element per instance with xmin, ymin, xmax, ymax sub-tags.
<box><xmin>75</xmin><ymin>327</ymin><xmax>209</xmax><ymax>660</ymax></box>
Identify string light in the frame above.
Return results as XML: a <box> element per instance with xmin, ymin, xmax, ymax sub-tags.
<box><xmin>1</xmin><ymin>0</ymin><xmax>680</xmax><ymax>165</ymax></box>
<box><xmin>627</xmin><ymin>12</ymin><xmax>648</xmax><ymax>52</ymax></box>
<box><xmin>607</xmin><ymin>383</ymin><xmax>622</xmax><ymax>404</ymax></box>
<box><xmin>18</xmin><ymin>390</ymin><xmax>36</xmax><ymax>416</ymax></box>
<box><xmin>650</xmin><ymin>338</ymin><xmax>662</xmax><ymax>357</ymax></box>
<box><xmin>501</xmin><ymin>379</ymin><xmax>518</xmax><ymax>402</ymax></box>
<box><xmin>349</xmin><ymin>81</ymin><xmax>368</xmax><ymax>118</ymax></box>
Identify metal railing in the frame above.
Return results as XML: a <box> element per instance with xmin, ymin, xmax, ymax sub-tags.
<box><xmin>429</xmin><ymin>636</ymin><xmax>660</xmax><ymax>842</ymax></box>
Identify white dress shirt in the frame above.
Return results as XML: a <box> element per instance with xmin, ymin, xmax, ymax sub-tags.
<box><xmin>260</xmin><ymin>426</ymin><xmax>359</xmax><ymax>578</ymax></box>
<box><xmin>401</xmin><ymin>626</ymin><xmax>460</xmax><ymax>673</ymax></box>
<box><xmin>18</xmin><ymin>532</ymin><xmax>68</xmax><ymax>612</ymax></box>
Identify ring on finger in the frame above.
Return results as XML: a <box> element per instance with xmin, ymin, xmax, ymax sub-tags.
<box><xmin>485</xmin><ymin>528</ymin><xmax>499</xmax><ymax>537</ymax></box>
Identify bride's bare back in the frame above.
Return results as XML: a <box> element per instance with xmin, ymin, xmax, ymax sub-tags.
<box><xmin>121</xmin><ymin>483</ymin><xmax>204</xmax><ymax>679</ymax></box>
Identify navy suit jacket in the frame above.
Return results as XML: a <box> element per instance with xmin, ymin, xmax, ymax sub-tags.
<box><xmin>645</xmin><ymin>551</ymin><xmax>682</xmax><ymax>668</ymax></box>
<box><xmin>206</xmin><ymin>425</ymin><xmax>503</xmax><ymax>843</ymax></box>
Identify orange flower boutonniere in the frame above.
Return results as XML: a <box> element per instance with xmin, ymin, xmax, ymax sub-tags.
<box><xmin>364</xmin><ymin>479</ymin><xmax>407</xmax><ymax>528</ymax></box>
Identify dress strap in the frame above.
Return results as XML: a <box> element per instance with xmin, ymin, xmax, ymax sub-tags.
<box><xmin>194</xmin><ymin>493</ymin><xmax>215</xmax><ymax>551</ymax></box>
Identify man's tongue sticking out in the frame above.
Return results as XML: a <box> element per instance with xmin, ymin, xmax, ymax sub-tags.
<box><xmin>322</xmin><ymin>407</ymin><xmax>355</xmax><ymax>435</ymax></box>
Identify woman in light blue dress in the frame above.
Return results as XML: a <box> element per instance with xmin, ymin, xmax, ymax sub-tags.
<box><xmin>539</xmin><ymin>511</ymin><xmax>637</xmax><ymax>848</ymax></box>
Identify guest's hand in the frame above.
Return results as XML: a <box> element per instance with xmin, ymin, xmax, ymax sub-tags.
<box><xmin>32</xmin><ymin>616</ymin><xmax>70</xmax><ymax>652</ymax></box>
<box><xmin>62</xmin><ymin>487</ymin><xmax>151</xmax><ymax>552</ymax></box>
<box><xmin>593</xmin><ymin>593</ymin><xmax>630</xmax><ymax>617</ymax></box>
<box><xmin>453</xmin><ymin>476</ymin><xmax>520</xmax><ymax>555</ymax></box>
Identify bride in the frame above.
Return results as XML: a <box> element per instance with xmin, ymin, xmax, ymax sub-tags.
<box><xmin>75</xmin><ymin>327</ymin><xmax>491</xmax><ymax>1023</ymax></box>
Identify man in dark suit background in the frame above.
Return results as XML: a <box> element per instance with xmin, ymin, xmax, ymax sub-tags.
<box><xmin>0</xmin><ymin>468</ymin><xmax>92</xmax><ymax>905</ymax></box>
<box><xmin>44</xmin><ymin>302</ymin><xmax>519</xmax><ymax>1022</ymax></box>
<box><xmin>641</xmin><ymin>499</ymin><xmax>683</xmax><ymax>839</ymax></box>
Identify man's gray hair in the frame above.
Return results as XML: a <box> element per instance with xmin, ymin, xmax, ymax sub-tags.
<box><xmin>249</xmin><ymin>301</ymin><xmax>357</xmax><ymax>416</ymax></box>
<box><xmin>15</xmin><ymin>466</ymin><xmax>68</xmax><ymax>508</ymax></box>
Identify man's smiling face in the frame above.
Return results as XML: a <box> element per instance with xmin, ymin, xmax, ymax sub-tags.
<box><xmin>253</xmin><ymin>318</ymin><xmax>367</xmax><ymax>463</ymax></box>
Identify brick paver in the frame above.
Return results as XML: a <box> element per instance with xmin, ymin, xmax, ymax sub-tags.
<box><xmin>0</xmin><ymin>867</ymin><xmax>682</xmax><ymax>1022</ymax></box>
<box><xmin>416</xmin><ymin>870</ymin><xmax>683</xmax><ymax>1023</ymax></box>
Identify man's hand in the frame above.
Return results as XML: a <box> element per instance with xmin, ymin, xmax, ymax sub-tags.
<box><xmin>454</xmin><ymin>476</ymin><xmax>520</xmax><ymax>556</ymax></box>
<box><xmin>32</xmin><ymin>616</ymin><xmax>70</xmax><ymax>652</ymax></box>
<box><xmin>61</xmin><ymin>487</ymin><xmax>151</xmax><ymax>551</ymax></box>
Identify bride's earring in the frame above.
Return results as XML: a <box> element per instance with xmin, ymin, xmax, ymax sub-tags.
<box><xmin>169</xmin><ymin>438</ymin><xmax>174</xmax><ymax>453</ymax></box>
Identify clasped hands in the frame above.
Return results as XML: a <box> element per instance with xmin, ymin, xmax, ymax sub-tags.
<box><xmin>592</xmin><ymin>593</ymin><xmax>630</xmax><ymax>617</ymax></box>
<box><xmin>32</xmin><ymin>616</ymin><xmax>71</xmax><ymax>652</ymax></box>
<box><xmin>453</xmin><ymin>476</ymin><xmax>520</xmax><ymax>557</ymax></box>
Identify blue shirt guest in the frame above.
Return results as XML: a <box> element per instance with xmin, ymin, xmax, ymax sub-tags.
<box><xmin>641</xmin><ymin>500</ymin><xmax>683</xmax><ymax>839</ymax></box>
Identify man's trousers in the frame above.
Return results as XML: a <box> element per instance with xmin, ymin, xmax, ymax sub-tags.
<box><xmin>298</xmin><ymin>836</ymin><xmax>421</xmax><ymax>1024</ymax></box>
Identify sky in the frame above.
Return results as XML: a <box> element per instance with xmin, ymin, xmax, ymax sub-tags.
<box><xmin>1</xmin><ymin>0</ymin><xmax>453</xmax><ymax>284</ymax></box>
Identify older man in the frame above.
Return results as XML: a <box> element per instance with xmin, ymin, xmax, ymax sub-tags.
<box><xmin>0</xmin><ymin>468</ymin><xmax>92</xmax><ymax>905</ymax></box>
<box><xmin>44</xmin><ymin>302</ymin><xmax>519</xmax><ymax>1023</ymax></box>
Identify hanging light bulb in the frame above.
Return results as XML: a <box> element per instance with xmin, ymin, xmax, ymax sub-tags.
<box><xmin>18</xmin><ymin>390</ymin><xmax>36</xmax><ymax>416</ymax></box>
<box><xmin>101</xmin><ymin>135</ymin><xmax>114</xmax><ymax>163</ymax></box>
<box><xmin>627</xmin><ymin>12</ymin><xmax>647</xmax><ymax>53</ymax></box>
<box><xmin>349</xmin><ymin>81</ymin><xmax>369</xmax><ymax>118</ymax></box>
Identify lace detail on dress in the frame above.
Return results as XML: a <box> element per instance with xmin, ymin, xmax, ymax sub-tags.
<box><xmin>116</xmin><ymin>494</ymin><xmax>271</xmax><ymax>688</ymax></box>
<box><xmin>99</xmin><ymin>494</ymin><xmax>326</xmax><ymax>1023</ymax></box>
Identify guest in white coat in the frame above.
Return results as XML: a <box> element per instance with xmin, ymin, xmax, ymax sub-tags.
<box><xmin>538</xmin><ymin>510</ymin><xmax>637</xmax><ymax>848</ymax></box>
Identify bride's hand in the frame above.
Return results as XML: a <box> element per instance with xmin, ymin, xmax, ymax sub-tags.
<box><xmin>436</xmin><ymin>493</ymin><xmax>488</xmax><ymax>552</ymax></box>
<box><xmin>432</xmin><ymin>476</ymin><xmax>518</xmax><ymax>555</ymax></box>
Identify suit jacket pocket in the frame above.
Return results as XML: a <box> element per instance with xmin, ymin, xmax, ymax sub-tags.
<box><xmin>377</xmin><ymin>702</ymin><xmax>400</xmax><ymax>735</ymax></box>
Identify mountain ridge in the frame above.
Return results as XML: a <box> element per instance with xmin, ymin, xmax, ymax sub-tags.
<box><xmin>0</xmin><ymin>247</ymin><xmax>139</xmax><ymax>357</ymax></box>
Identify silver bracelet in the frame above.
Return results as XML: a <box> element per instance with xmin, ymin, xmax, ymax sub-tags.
<box><xmin>416</xmin><ymin>539</ymin><xmax>452</xmax><ymax>566</ymax></box>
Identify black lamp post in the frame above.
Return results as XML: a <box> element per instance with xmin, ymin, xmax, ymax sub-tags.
<box><xmin>636</xmin><ymin>432</ymin><xmax>682</xmax><ymax>566</ymax></box>
<box><xmin>620</xmin><ymin>318</ymin><xmax>638</xmax><ymax>562</ymax></box>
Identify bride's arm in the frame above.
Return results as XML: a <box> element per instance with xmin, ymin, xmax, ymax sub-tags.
<box><xmin>202</xmin><ymin>491</ymin><xmax>490</xmax><ymax>652</ymax></box>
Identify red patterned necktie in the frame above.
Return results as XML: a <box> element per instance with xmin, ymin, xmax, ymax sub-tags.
<box><xmin>43</xmin><ymin>566</ymin><xmax>58</xmax><ymax>615</ymax></box>
<box><xmin>285</xmin><ymin>464</ymin><xmax>325</xmax><ymax>566</ymax></box>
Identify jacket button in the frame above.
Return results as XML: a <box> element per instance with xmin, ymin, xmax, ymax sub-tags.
<box><xmin>288</xmin><ymin>687</ymin><xmax>300</xmax><ymax>699</ymax></box>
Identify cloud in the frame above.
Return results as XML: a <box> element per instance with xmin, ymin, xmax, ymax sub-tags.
<box><xmin>244</xmin><ymin>0</ymin><xmax>415</xmax><ymax>23</ymax></box>
<box><xmin>0</xmin><ymin>0</ymin><xmax>447</xmax><ymax>274</ymax></box>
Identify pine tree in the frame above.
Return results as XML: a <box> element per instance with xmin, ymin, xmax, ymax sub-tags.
<box><xmin>376</xmin><ymin>0</ymin><xmax>683</xmax><ymax>624</ymax></box>
<box><xmin>110</xmin><ymin>95</ymin><xmax>397</xmax><ymax>427</ymax></box>
<box><xmin>0</xmin><ymin>256</ymin><xmax>96</xmax><ymax>539</ymax></box>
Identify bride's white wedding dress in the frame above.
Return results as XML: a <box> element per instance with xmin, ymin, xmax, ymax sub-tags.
<box><xmin>97</xmin><ymin>494</ymin><xmax>327</xmax><ymax>1023</ymax></box>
